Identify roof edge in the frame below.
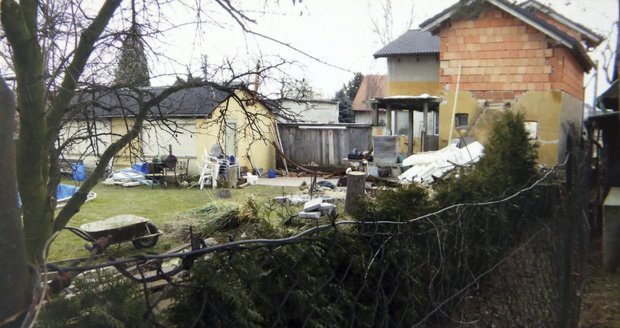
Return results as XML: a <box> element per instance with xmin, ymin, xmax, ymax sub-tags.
<box><xmin>520</xmin><ymin>0</ymin><xmax>604</xmax><ymax>47</ymax></box>
<box><xmin>419</xmin><ymin>0</ymin><xmax>594</xmax><ymax>71</ymax></box>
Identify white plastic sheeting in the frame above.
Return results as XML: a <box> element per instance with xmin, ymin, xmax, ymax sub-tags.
<box><xmin>103</xmin><ymin>168</ymin><xmax>154</xmax><ymax>187</ymax></box>
<box><xmin>398</xmin><ymin>141</ymin><xmax>484</xmax><ymax>185</ymax></box>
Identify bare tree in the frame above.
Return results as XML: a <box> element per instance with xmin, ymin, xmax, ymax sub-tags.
<box><xmin>0</xmin><ymin>75</ymin><xmax>29</xmax><ymax>328</ymax></box>
<box><xmin>0</xmin><ymin>1</ymin><xmax>308</xmax><ymax>323</ymax></box>
<box><xmin>369</xmin><ymin>0</ymin><xmax>416</xmax><ymax>46</ymax></box>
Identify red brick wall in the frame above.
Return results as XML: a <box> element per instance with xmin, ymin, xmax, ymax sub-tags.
<box><xmin>439</xmin><ymin>4</ymin><xmax>585</xmax><ymax>101</ymax></box>
<box><xmin>532</xmin><ymin>12</ymin><xmax>583</xmax><ymax>42</ymax></box>
<box><xmin>551</xmin><ymin>47</ymin><xmax>585</xmax><ymax>100</ymax></box>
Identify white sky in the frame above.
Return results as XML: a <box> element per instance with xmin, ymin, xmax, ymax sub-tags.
<box><xmin>151</xmin><ymin>0</ymin><xmax>618</xmax><ymax>104</ymax></box>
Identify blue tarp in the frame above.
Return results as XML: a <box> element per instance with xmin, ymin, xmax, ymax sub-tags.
<box><xmin>57</xmin><ymin>183</ymin><xmax>79</xmax><ymax>202</ymax></box>
<box><xmin>18</xmin><ymin>183</ymin><xmax>80</xmax><ymax>208</ymax></box>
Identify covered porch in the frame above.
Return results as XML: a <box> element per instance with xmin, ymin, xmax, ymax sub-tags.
<box><xmin>370</xmin><ymin>95</ymin><xmax>441</xmax><ymax>156</ymax></box>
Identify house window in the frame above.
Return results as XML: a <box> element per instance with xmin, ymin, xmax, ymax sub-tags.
<box><xmin>524</xmin><ymin>121</ymin><xmax>538</xmax><ymax>140</ymax></box>
<box><xmin>455</xmin><ymin>113</ymin><xmax>469</xmax><ymax>128</ymax></box>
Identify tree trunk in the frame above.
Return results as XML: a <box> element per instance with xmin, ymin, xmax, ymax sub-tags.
<box><xmin>345</xmin><ymin>171</ymin><xmax>366</xmax><ymax>214</ymax></box>
<box><xmin>0</xmin><ymin>76</ymin><xmax>30</xmax><ymax>327</ymax></box>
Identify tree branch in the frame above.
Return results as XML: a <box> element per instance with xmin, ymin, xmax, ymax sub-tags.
<box><xmin>46</xmin><ymin>0</ymin><xmax>122</xmax><ymax>144</ymax></box>
<box><xmin>53</xmin><ymin>79</ymin><xmax>232</xmax><ymax>231</ymax></box>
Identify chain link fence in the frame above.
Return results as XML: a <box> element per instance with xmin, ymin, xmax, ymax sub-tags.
<box><xmin>40</xmin><ymin>138</ymin><xmax>592</xmax><ymax>327</ymax></box>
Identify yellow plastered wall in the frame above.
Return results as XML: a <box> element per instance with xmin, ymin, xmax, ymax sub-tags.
<box><xmin>438</xmin><ymin>90</ymin><xmax>565</xmax><ymax>167</ymax></box>
<box><xmin>111</xmin><ymin>118</ymin><xmax>142</xmax><ymax>168</ymax></box>
<box><xmin>110</xmin><ymin>93</ymin><xmax>276</xmax><ymax>173</ymax></box>
<box><xmin>196</xmin><ymin>92</ymin><xmax>276</xmax><ymax>173</ymax></box>
<box><xmin>438</xmin><ymin>91</ymin><xmax>480</xmax><ymax>147</ymax></box>
<box><xmin>388</xmin><ymin>81</ymin><xmax>440</xmax><ymax>96</ymax></box>
<box><xmin>515</xmin><ymin>91</ymin><xmax>563</xmax><ymax>166</ymax></box>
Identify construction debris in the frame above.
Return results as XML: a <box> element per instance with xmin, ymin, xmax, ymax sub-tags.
<box><xmin>303</xmin><ymin>198</ymin><xmax>323</xmax><ymax>212</ymax></box>
<box><xmin>298</xmin><ymin>211</ymin><xmax>322</xmax><ymax>219</ymax></box>
<box><xmin>103</xmin><ymin>168</ymin><xmax>154</xmax><ymax>187</ymax></box>
<box><xmin>298</xmin><ymin>198</ymin><xmax>337</xmax><ymax>219</ymax></box>
<box><xmin>398</xmin><ymin>141</ymin><xmax>484</xmax><ymax>185</ymax></box>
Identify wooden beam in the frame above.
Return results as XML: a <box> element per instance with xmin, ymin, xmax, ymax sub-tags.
<box><xmin>422</xmin><ymin>102</ymin><xmax>429</xmax><ymax>152</ymax></box>
<box><xmin>409</xmin><ymin>109</ymin><xmax>414</xmax><ymax>156</ymax></box>
<box><xmin>272</xmin><ymin>141</ymin><xmax>324</xmax><ymax>175</ymax></box>
<box><xmin>386</xmin><ymin>105</ymin><xmax>392</xmax><ymax>135</ymax></box>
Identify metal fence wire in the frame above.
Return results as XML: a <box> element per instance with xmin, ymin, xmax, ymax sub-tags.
<box><xmin>43</xmin><ymin>138</ymin><xmax>592</xmax><ymax>328</ymax></box>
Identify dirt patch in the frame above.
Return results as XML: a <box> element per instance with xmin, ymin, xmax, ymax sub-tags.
<box><xmin>579</xmin><ymin>234</ymin><xmax>620</xmax><ymax>327</ymax></box>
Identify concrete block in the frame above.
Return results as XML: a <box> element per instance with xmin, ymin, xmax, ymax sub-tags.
<box><xmin>319</xmin><ymin>202</ymin><xmax>336</xmax><ymax>210</ymax></box>
<box><xmin>303</xmin><ymin>197</ymin><xmax>323</xmax><ymax>212</ymax></box>
<box><xmin>298</xmin><ymin>211</ymin><xmax>322</xmax><ymax>219</ymax></box>
<box><xmin>604</xmin><ymin>187</ymin><xmax>620</xmax><ymax>273</ymax></box>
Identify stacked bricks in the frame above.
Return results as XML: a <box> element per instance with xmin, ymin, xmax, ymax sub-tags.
<box><xmin>532</xmin><ymin>11</ymin><xmax>583</xmax><ymax>42</ymax></box>
<box><xmin>438</xmin><ymin>5</ymin><xmax>585</xmax><ymax>102</ymax></box>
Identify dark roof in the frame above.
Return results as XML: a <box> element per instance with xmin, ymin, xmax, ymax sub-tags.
<box><xmin>419</xmin><ymin>0</ymin><xmax>595</xmax><ymax>71</ymax></box>
<box><xmin>597</xmin><ymin>79</ymin><xmax>619</xmax><ymax>112</ymax></box>
<box><xmin>373</xmin><ymin>30</ymin><xmax>439</xmax><ymax>58</ymax></box>
<box><xmin>72</xmin><ymin>85</ymin><xmax>230</xmax><ymax>119</ymax></box>
<box><xmin>372</xmin><ymin>95</ymin><xmax>441</xmax><ymax>111</ymax></box>
<box><xmin>585</xmin><ymin>111</ymin><xmax>619</xmax><ymax>130</ymax></box>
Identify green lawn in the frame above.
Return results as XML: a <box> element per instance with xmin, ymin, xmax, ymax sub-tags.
<box><xmin>48</xmin><ymin>183</ymin><xmax>300</xmax><ymax>261</ymax></box>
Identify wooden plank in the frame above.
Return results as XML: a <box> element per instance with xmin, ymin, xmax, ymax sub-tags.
<box><xmin>274</xmin><ymin>125</ymin><xmax>371</xmax><ymax>168</ymax></box>
<box><xmin>328</xmin><ymin>129</ymin><xmax>334</xmax><ymax>165</ymax></box>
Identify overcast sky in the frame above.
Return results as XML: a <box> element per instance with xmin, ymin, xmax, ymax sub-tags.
<box><xmin>152</xmin><ymin>0</ymin><xmax>618</xmax><ymax>104</ymax></box>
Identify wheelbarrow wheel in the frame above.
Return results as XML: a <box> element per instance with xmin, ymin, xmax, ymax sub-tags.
<box><xmin>132</xmin><ymin>222</ymin><xmax>160</xmax><ymax>249</ymax></box>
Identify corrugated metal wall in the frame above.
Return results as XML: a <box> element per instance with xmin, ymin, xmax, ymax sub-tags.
<box><xmin>277</xmin><ymin>123</ymin><xmax>372</xmax><ymax>167</ymax></box>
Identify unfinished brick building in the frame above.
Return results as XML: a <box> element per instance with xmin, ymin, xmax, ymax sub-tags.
<box><xmin>376</xmin><ymin>0</ymin><xmax>603</xmax><ymax>165</ymax></box>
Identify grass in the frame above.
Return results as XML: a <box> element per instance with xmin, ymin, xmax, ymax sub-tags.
<box><xmin>47</xmin><ymin>182</ymin><xmax>300</xmax><ymax>261</ymax></box>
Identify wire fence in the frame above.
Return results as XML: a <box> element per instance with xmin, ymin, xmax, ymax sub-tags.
<box><xmin>38</xmin><ymin>139</ymin><xmax>592</xmax><ymax>327</ymax></box>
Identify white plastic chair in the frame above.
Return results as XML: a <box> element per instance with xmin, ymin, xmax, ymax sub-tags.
<box><xmin>198</xmin><ymin>155</ymin><xmax>220</xmax><ymax>190</ymax></box>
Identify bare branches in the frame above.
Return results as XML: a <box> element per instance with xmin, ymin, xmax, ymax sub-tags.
<box><xmin>47</xmin><ymin>0</ymin><xmax>122</xmax><ymax>141</ymax></box>
<box><xmin>369</xmin><ymin>0</ymin><xmax>416</xmax><ymax>46</ymax></box>
<box><xmin>210</xmin><ymin>0</ymin><xmax>353</xmax><ymax>73</ymax></box>
<box><xmin>597</xmin><ymin>21</ymin><xmax>619</xmax><ymax>84</ymax></box>
<box><xmin>213</xmin><ymin>0</ymin><xmax>257</xmax><ymax>28</ymax></box>
<box><xmin>370</xmin><ymin>0</ymin><xmax>394</xmax><ymax>46</ymax></box>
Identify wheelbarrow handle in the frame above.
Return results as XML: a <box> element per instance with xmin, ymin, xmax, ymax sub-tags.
<box><xmin>64</xmin><ymin>226</ymin><xmax>96</xmax><ymax>243</ymax></box>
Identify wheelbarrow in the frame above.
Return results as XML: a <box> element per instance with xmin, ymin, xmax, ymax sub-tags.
<box><xmin>66</xmin><ymin>215</ymin><xmax>163</xmax><ymax>249</ymax></box>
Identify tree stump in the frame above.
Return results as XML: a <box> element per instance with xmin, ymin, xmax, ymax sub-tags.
<box><xmin>216</xmin><ymin>189</ymin><xmax>231</xmax><ymax>199</ymax></box>
<box><xmin>345</xmin><ymin>171</ymin><xmax>366</xmax><ymax>214</ymax></box>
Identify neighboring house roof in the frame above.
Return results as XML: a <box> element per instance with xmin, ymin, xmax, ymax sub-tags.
<box><xmin>72</xmin><ymin>85</ymin><xmax>231</xmax><ymax>119</ymax></box>
<box><xmin>279</xmin><ymin>98</ymin><xmax>339</xmax><ymax>105</ymax></box>
<box><xmin>597</xmin><ymin>80</ymin><xmax>619</xmax><ymax>112</ymax></box>
<box><xmin>373</xmin><ymin>30</ymin><xmax>439</xmax><ymax>58</ymax></box>
<box><xmin>519</xmin><ymin>0</ymin><xmax>603</xmax><ymax>48</ymax></box>
<box><xmin>419</xmin><ymin>0</ymin><xmax>595</xmax><ymax>71</ymax></box>
<box><xmin>352</xmin><ymin>75</ymin><xmax>387</xmax><ymax>111</ymax></box>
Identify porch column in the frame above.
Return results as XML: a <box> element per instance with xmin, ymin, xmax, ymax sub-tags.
<box><xmin>386</xmin><ymin>104</ymin><xmax>392</xmax><ymax>135</ymax></box>
<box><xmin>371</xmin><ymin>102</ymin><xmax>378</xmax><ymax>126</ymax></box>
<box><xmin>408</xmin><ymin>108</ymin><xmax>414</xmax><ymax>156</ymax></box>
<box><xmin>394</xmin><ymin>109</ymin><xmax>399</xmax><ymax>135</ymax></box>
<box><xmin>422</xmin><ymin>102</ymin><xmax>429</xmax><ymax>152</ymax></box>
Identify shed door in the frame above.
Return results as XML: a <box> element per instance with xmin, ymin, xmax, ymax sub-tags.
<box><xmin>225</xmin><ymin>122</ymin><xmax>237</xmax><ymax>157</ymax></box>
